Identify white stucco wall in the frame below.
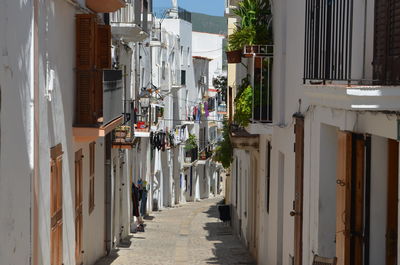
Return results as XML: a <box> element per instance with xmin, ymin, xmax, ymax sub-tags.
<box><xmin>0</xmin><ymin>1</ymin><xmax>34</xmax><ymax>264</ymax></box>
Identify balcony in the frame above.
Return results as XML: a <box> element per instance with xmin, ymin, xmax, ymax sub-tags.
<box><xmin>86</xmin><ymin>0</ymin><xmax>125</xmax><ymax>13</ymax></box>
<box><xmin>112</xmin><ymin>125</ymin><xmax>134</xmax><ymax>149</ymax></box>
<box><xmin>134</xmin><ymin>121</ymin><xmax>150</xmax><ymax>137</ymax></box>
<box><xmin>303</xmin><ymin>0</ymin><xmax>400</xmax><ymax>110</ymax></box>
<box><xmin>110</xmin><ymin>3</ymin><xmax>148</xmax><ymax>42</ymax></box>
<box><xmin>245</xmin><ymin>45</ymin><xmax>273</xmax><ymax>125</ymax></box>
<box><xmin>74</xmin><ymin>70</ymin><xmax>124</xmax><ymax>142</ymax></box>
<box><xmin>183</xmin><ymin>147</ymin><xmax>199</xmax><ymax>167</ymax></box>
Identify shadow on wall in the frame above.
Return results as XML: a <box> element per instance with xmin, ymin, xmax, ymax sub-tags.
<box><xmin>202</xmin><ymin>200</ymin><xmax>256</xmax><ymax>265</ymax></box>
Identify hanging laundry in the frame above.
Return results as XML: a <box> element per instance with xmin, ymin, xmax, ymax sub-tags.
<box><xmin>204</xmin><ymin>101</ymin><xmax>209</xmax><ymax>117</ymax></box>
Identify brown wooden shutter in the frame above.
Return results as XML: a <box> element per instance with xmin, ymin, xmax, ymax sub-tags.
<box><xmin>76</xmin><ymin>14</ymin><xmax>96</xmax><ymax>71</ymax></box>
<box><xmin>294</xmin><ymin>116</ymin><xmax>304</xmax><ymax>265</ymax></box>
<box><xmin>386</xmin><ymin>0</ymin><xmax>400</xmax><ymax>83</ymax></box>
<box><xmin>336</xmin><ymin>131</ymin><xmax>352</xmax><ymax>265</ymax></box>
<box><xmin>51</xmin><ymin>144</ymin><xmax>63</xmax><ymax>265</ymax></box>
<box><xmin>373</xmin><ymin>0</ymin><xmax>388</xmax><ymax>83</ymax></box>
<box><xmin>386</xmin><ymin>139</ymin><xmax>398</xmax><ymax>265</ymax></box>
<box><xmin>374</xmin><ymin>0</ymin><xmax>400</xmax><ymax>84</ymax></box>
<box><xmin>76</xmin><ymin>70</ymin><xmax>95</xmax><ymax>125</ymax></box>
<box><xmin>96</xmin><ymin>25</ymin><xmax>111</xmax><ymax>69</ymax></box>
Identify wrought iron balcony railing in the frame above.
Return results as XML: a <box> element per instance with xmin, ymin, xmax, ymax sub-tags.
<box><xmin>245</xmin><ymin>45</ymin><xmax>273</xmax><ymax>123</ymax></box>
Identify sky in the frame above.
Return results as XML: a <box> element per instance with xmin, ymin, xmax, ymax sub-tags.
<box><xmin>153</xmin><ymin>0</ymin><xmax>225</xmax><ymax>17</ymax></box>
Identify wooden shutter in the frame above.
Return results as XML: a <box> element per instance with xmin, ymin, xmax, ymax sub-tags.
<box><xmin>96</xmin><ymin>25</ymin><xmax>111</xmax><ymax>69</ymax></box>
<box><xmin>374</xmin><ymin>0</ymin><xmax>400</xmax><ymax>84</ymax></box>
<box><xmin>76</xmin><ymin>70</ymin><xmax>95</xmax><ymax>125</ymax></box>
<box><xmin>294</xmin><ymin>116</ymin><xmax>304</xmax><ymax>265</ymax></box>
<box><xmin>51</xmin><ymin>144</ymin><xmax>63</xmax><ymax>265</ymax></box>
<box><xmin>386</xmin><ymin>0</ymin><xmax>400</xmax><ymax>83</ymax></box>
<box><xmin>373</xmin><ymin>0</ymin><xmax>388</xmax><ymax>83</ymax></box>
<box><xmin>75</xmin><ymin>149</ymin><xmax>83</xmax><ymax>265</ymax></box>
<box><xmin>76</xmin><ymin>14</ymin><xmax>96</xmax><ymax>71</ymax></box>
<box><xmin>386</xmin><ymin>139</ymin><xmax>398</xmax><ymax>265</ymax></box>
<box><xmin>336</xmin><ymin>131</ymin><xmax>352</xmax><ymax>265</ymax></box>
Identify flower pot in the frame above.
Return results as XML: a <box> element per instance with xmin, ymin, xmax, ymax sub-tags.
<box><xmin>226</xmin><ymin>49</ymin><xmax>242</xmax><ymax>63</ymax></box>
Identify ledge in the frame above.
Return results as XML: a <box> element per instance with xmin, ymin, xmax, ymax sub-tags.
<box><xmin>245</xmin><ymin>123</ymin><xmax>274</xmax><ymax>135</ymax></box>
<box><xmin>73</xmin><ymin>115</ymin><xmax>124</xmax><ymax>142</ymax></box>
<box><xmin>86</xmin><ymin>0</ymin><xmax>125</xmax><ymax>13</ymax></box>
<box><xmin>304</xmin><ymin>84</ymin><xmax>400</xmax><ymax>110</ymax></box>
<box><xmin>111</xmin><ymin>23</ymin><xmax>148</xmax><ymax>42</ymax></box>
<box><xmin>230</xmin><ymin>128</ymin><xmax>259</xmax><ymax>151</ymax></box>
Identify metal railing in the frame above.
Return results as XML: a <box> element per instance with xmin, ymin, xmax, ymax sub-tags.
<box><xmin>246</xmin><ymin>45</ymin><xmax>273</xmax><ymax>123</ymax></box>
<box><xmin>303</xmin><ymin>0</ymin><xmax>354</xmax><ymax>84</ymax></box>
<box><xmin>110</xmin><ymin>3</ymin><xmax>136</xmax><ymax>24</ymax></box>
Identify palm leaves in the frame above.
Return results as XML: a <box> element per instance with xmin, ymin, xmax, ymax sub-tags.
<box><xmin>228</xmin><ymin>0</ymin><xmax>272</xmax><ymax>51</ymax></box>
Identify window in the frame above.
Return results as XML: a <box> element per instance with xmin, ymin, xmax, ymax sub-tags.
<box><xmin>89</xmin><ymin>142</ymin><xmax>95</xmax><ymax>214</ymax></box>
<box><xmin>180</xmin><ymin>46</ymin><xmax>183</xmax><ymax>66</ymax></box>
<box><xmin>162</xmin><ymin>61</ymin><xmax>165</xmax><ymax>80</ymax></box>
<box><xmin>266</xmin><ymin>141</ymin><xmax>271</xmax><ymax>213</ymax></box>
<box><xmin>51</xmin><ymin>144</ymin><xmax>63</xmax><ymax>265</ymax></box>
<box><xmin>187</xmin><ymin>47</ymin><xmax>190</xmax><ymax>66</ymax></box>
<box><xmin>181</xmin><ymin>70</ymin><xmax>186</xmax><ymax>85</ymax></box>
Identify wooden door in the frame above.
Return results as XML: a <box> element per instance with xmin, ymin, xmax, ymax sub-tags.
<box><xmin>336</xmin><ymin>131</ymin><xmax>352</xmax><ymax>265</ymax></box>
<box><xmin>51</xmin><ymin>144</ymin><xmax>63</xmax><ymax>265</ymax></box>
<box><xmin>293</xmin><ymin>116</ymin><xmax>304</xmax><ymax>265</ymax></box>
<box><xmin>386</xmin><ymin>139</ymin><xmax>398</xmax><ymax>265</ymax></box>
<box><xmin>351</xmin><ymin>135</ymin><xmax>365</xmax><ymax>265</ymax></box>
<box><xmin>336</xmin><ymin>132</ymin><xmax>365</xmax><ymax>265</ymax></box>
<box><xmin>75</xmin><ymin>149</ymin><xmax>83</xmax><ymax>265</ymax></box>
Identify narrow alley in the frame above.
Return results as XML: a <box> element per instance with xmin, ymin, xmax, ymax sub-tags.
<box><xmin>95</xmin><ymin>198</ymin><xmax>255</xmax><ymax>265</ymax></box>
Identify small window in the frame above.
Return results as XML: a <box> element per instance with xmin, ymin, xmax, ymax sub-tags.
<box><xmin>187</xmin><ymin>47</ymin><xmax>190</xmax><ymax>66</ymax></box>
<box><xmin>181</xmin><ymin>70</ymin><xmax>186</xmax><ymax>85</ymax></box>
<box><xmin>89</xmin><ymin>142</ymin><xmax>95</xmax><ymax>214</ymax></box>
<box><xmin>180</xmin><ymin>46</ymin><xmax>184</xmax><ymax>66</ymax></box>
<box><xmin>162</xmin><ymin>61</ymin><xmax>166</xmax><ymax>80</ymax></box>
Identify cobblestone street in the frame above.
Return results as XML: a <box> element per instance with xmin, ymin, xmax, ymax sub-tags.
<box><xmin>95</xmin><ymin>197</ymin><xmax>255</xmax><ymax>265</ymax></box>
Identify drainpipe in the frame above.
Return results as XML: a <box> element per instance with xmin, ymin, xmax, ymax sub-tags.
<box><xmin>32</xmin><ymin>0</ymin><xmax>39</xmax><ymax>264</ymax></box>
<box><xmin>105</xmin><ymin>134</ymin><xmax>112</xmax><ymax>254</ymax></box>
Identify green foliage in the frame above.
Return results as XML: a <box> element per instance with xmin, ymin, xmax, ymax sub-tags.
<box><xmin>213</xmin><ymin>120</ymin><xmax>233</xmax><ymax>169</ymax></box>
<box><xmin>228</xmin><ymin>0</ymin><xmax>273</xmax><ymax>50</ymax></box>
<box><xmin>234</xmin><ymin>84</ymin><xmax>253</xmax><ymax>127</ymax></box>
<box><xmin>228</xmin><ymin>26</ymin><xmax>257</xmax><ymax>51</ymax></box>
<box><xmin>184</xmin><ymin>133</ymin><xmax>198</xmax><ymax>151</ymax></box>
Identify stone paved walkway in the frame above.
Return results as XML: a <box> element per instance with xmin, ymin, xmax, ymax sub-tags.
<box><xmin>95</xmin><ymin>197</ymin><xmax>255</xmax><ymax>265</ymax></box>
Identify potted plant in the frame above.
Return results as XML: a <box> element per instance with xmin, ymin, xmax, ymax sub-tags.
<box><xmin>227</xmin><ymin>0</ymin><xmax>272</xmax><ymax>60</ymax></box>
<box><xmin>226</xmin><ymin>48</ymin><xmax>243</xmax><ymax>64</ymax></box>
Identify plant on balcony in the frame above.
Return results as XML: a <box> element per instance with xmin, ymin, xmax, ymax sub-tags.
<box><xmin>227</xmin><ymin>0</ymin><xmax>272</xmax><ymax>52</ymax></box>
<box><xmin>213</xmin><ymin>120</ymin><xmax>233</xmax><ymax>169</ymax></box>
<box><xmin>184</xmin><ymin>133</ymin><xmax>198</xmax><ymax>151</ymax></box>
<box><xmin>232</xmin><ymin>77</ymin><xmax>252</xmax><ymax>127</ymax></box>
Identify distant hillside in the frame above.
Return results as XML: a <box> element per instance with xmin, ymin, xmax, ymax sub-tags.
<box><xmin>191</xmin><ymin>12</ymin><xmax>227</xmax><ymax>35</ymax></box>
